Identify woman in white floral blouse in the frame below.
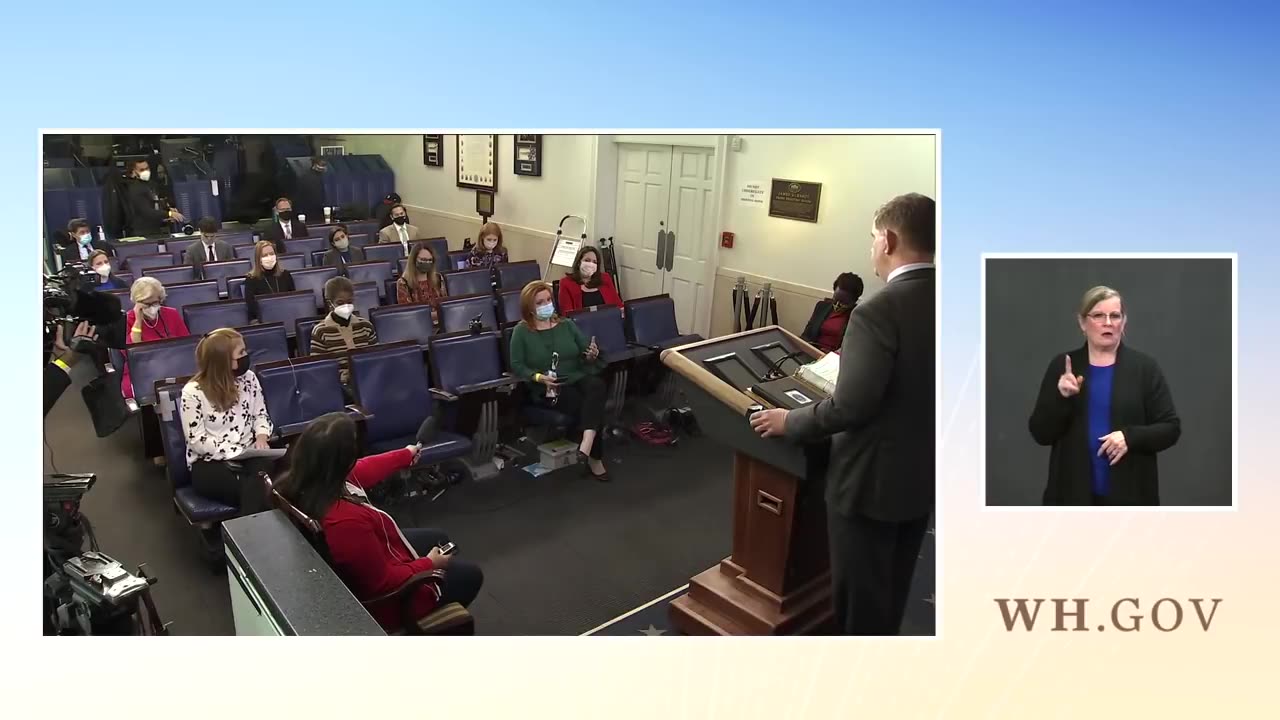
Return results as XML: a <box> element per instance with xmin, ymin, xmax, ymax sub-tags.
<box><xmin>179</xmin><ymin>328</ymin><xmax>275</xmax><ymax>513</ymax></box>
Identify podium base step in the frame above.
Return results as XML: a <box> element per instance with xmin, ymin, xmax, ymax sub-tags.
<box><xmin>669</xmin><ymin>559</ymin><xmax>833</xmax><ymax>635</ymax></box>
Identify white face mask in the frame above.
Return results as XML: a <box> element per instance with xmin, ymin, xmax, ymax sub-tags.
<box><xmin>579</xmin><ymin>261</ymin><xmax>597</xmax><ymax>277</ymax></box>
<box><xmin>141</xmin><ymin>304</ymin><xmax>160</xmax><ymax>320</ymax></box>
<box><xmin>483</xmin><ymin>238</ymin><xmax>498</xmax><ymax>250</ymax></box>
<box><xmin>334</xmin><ymin>238</ymin><xmax>350</xmax><ymax>251</ymax></box>
<box><xmin>137</xmin><ymin>170</ymin><xmax>151</xmax><ymax>182</ymax></box>
<box><xmin>94</xmin><ymin>263</ymin><xmax>111</xmax><ymax>278</ymax></box>
<box><xmin>261</xmin><ymin>255</ymin><xmax>277</xmax><ymax>270</ymax></box>
<box><xmin>333</xmin><ymin>304</ymin><xmax>354</xmax><ymax>320</ymax></box>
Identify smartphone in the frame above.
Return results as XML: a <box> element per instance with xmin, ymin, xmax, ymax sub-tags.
<box><xmin>436</xmin><ymin>542</ymin><xmax>457</xmax><ymax>556</ymax></box>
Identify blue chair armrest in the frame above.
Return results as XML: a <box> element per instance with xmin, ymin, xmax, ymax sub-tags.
<box><xmin>429</xmin><ymin>388</ymin><xmax>459</xmax><ymax>403</ymax></box>
<box><xmin>456</xmin><ymin>375</ymin><xmax>519</xmax><ymax>395</ymax></box>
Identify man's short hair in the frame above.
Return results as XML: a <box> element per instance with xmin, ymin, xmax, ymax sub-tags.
<box><xmin>324</xmin><ymin>276</ymin><xmax>354</xmax><ymax>303</ymax></box>
<box><xmin>198</xmin><ymin>217</ymin><xmax>219</xmax><ymax>235</ymax></box>
<box><xmin>67</xmin><ymin>218</ymin><xmax>90</xmax><ymax>235</ymax></box>
<box><xmin>874</xmin><ymin>193</ymin><xmax>935</xmax><ymax>255</ymax></box>
<box><xmin>275</xmin><ymin>197</ymin><xmax>292</xmax><ymax>209</ymax></box>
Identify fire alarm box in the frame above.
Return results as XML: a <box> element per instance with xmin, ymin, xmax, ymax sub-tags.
<box><xmin>721</xmin><ymin>231</ymin><xmax>734</xmax><ymax>248</ymax></box>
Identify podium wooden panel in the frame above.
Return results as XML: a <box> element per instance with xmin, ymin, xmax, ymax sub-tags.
<box><xmin>662</xmin><ymin>326</ymin><xmax>834</xmax><ymax>635</ymax></box>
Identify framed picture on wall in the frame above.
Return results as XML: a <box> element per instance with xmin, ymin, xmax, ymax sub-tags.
<box><xmin>422</xmin><ymin>135</ymin><xmax>443</xmax><ymax>167</ymax></box>
<box><xmin>456</xmin><ymin>134</ymin><xmax>497</xmax><ymax>191</ymax></box>
<box><xmin>514</xmin><ymin>134</ymin><xmax>542</xmax><ymax>176</ymax></box>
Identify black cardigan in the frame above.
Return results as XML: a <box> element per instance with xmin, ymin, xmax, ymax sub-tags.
<box><xmin>1028</xmin><ymin>343</ymin><xmax>1180</xmax><ymax>505</ymax></box>
<box><xmin>243</xmin><ymin>270</ymin><xmax>297</xmax><ymax>320</ymax></box>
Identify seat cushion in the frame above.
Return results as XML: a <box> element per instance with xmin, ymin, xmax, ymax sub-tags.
<box><xmin>174</xmin><ymin>486</ymin><xmax>238</xmax><ymax>523</ymax></box>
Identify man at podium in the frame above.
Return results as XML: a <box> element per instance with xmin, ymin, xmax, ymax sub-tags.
<box><xmin>751</xmin><ymin>192</ymin><xmax>936</xmax><ymax>635</ymax></box>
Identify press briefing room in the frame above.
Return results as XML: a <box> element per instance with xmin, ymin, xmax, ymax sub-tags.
<box><xmin>41</xmin><ymin>132</ymin><xmax>938</xmax><ymax>637</ymax></box>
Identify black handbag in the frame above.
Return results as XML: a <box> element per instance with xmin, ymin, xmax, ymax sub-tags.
<box><xmin>81</xmin><ymin>373</ymin><xmax>134</xmax><ymax>438</ymax></box>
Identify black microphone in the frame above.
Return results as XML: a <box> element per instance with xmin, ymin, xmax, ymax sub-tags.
<box><xmin>415</xmin><ymin>415</ymin><xmax>438</xmax><ymax>446</ymax></box>
<box><xmin>469</xmin><ymin>314</ymin><xmax>484</xmax><ymax>334</ymax></box>
<box><xmin>764</xmin><ymin>350</ymin><xmax>809</xmax><ymax>380</ymax></box>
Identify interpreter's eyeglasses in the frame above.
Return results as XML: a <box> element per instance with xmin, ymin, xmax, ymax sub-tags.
<box><xmin>1087</xmin><ymin>312</ymin><xmax>1124</xmax><ymax>324</ymax></box>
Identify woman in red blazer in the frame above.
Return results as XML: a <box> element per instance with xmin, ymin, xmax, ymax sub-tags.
<box><xmin>274</xmin><ymin>413</ymin><xmax>483</xmax><ymax>631</ymax></box>
<box><xmin>557</xmin><ymin>245</ymin><xmax>624</xmax><ymax>314</ymax></box>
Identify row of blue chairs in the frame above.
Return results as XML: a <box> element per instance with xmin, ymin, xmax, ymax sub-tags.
<box><xmin>151</xmin><ymin>295</ymin><xmax>699</xmax><ymax>536</ymax></box>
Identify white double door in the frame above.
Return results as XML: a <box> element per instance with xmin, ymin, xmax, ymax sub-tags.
<box><xmin>614</xmin><ymin>143</ymin><xmax>716</xmax><ymax>338</ymax></box>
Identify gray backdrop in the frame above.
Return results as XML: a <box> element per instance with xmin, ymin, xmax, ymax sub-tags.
<box><xmin>985</xmin><ymin>258</ymin><xmax>1232</xmax><ymax>506</ymax></box>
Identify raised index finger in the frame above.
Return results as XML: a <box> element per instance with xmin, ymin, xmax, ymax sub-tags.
<box><xmin>1064</xmin><ymin>355</ymin><xmax>1073</xmax><ymax>375</ymax></box>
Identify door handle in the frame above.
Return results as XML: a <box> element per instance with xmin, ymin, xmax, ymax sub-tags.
<box><xmin>655</xmin><ymin>228</ymin><xmax>668</xmax><ymax>271</ymax></box>
<box><xmin>665</xmin><ymin>230</ymin><xmax>676</xmax><ymax>271</ymax></box>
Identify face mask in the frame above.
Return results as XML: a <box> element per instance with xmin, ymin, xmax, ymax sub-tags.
<box><xmin>393</xmin><ymin>216</ymin><xmax>408</xmax><ymax>226</ymax></box>
<box><xmin>535</xmin><ymin>303</ymin><xmax>555</xmax><ymax>320</ymax></box>
<box><xmin>261</xmin><ymin>255</ymin><xmax>277</xmax><ymax>270</ymax></box>
<box><xmin>141</xmin><ymin>305</ymin><xmax>160</xmax><ymax>320</ymax></box>
<box><xmin>137</xmin><ymin>170</ymin><xmax>151</xmax><ymax>182</ymax></box>
<box><xmin>94</xmin><ymin>263</ymin><xmax>111</xmax><ymax>278</ymax></box>
<box><xmin>580</xmin><ymin>261</ymin><xmax>597</xmax><ymax>277</ymax></box>
<box><xmin>233</xmin><ymin>354</ymin><xmax>251</xmax><ymax>377</ymax></box>
<box><xmin>483</xmin><ymin>238</ymin><xmax>498</xmax><ymax>250</ymax></box>
<box><xmin>415</xmin><ymin>260</ymin><xmax>433</xmax><ymax>273</ymax></box>
<box><xmin>278</xmin><ymin>210</ymin><xmax>294</xmax><ymax>222</ymax></box>
<box><xmin>332</xmin><ymin>304</ymin><xmax>354</xmax><ymax>320</ymax></box>
<box><xmin>313</xmin><ymin>165</ymin><xmax>326</xmax><ymax>173</ymax></box>
<box><xmin>334</xmin><ymin>238</ymin><xmax>350</xmax><ymax>251</ymax></box>
<box><xmin>77</xmin><ymin>233</ymin><xmax>93</xmax><ymax>247</ymax></box>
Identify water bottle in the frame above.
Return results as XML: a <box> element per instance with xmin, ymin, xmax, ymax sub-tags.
<box><xmin>96</xmin><ymin>225</ymin><xmax>105</xmax><ymax>242</ymax></box>
<box><xmin>546</xmin><ymin>352</ymin><xmax>560</xmax><ymax>403</ymax></box>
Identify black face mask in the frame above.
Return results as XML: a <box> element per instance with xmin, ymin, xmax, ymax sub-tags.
<box><xmin>234</xmin><ymin>355</ymin><xmax>251</xmax><ymax>377</ymax></box>
<box><xmin>278</xmin><ymin>210</ymin><xmax>294</xmax><ymax>222</ymax></box>
<box><xmin>393</xmin><ymin>216</ymin><xmax>408</xmax><ymax>226</ymax></box>
<box><xmin>415</xmin><ymin>261</ymin><xmax>434</xmax><ymax>273</ymax></box>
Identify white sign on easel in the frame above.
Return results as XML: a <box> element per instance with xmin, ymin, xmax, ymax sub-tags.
<box><xmin>550</xmin><ymin>236</ymin><xmax>583</xmax><ymax>268</ymax></box>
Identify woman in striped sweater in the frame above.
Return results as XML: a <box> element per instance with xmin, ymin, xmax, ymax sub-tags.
<box><xmin>309</xmin><ymin>277</ymin><xmax>377</xmax><ymax>396</ymax></box>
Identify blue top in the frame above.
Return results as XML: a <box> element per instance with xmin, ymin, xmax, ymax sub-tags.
<box><xmin>96</xmin><ymin>276</ymin><xmax>127</xmax><ymax>291</ymax></box>
<box><xmin>1086</xmin><ymin>364</ymin><xmax>1116</xmax><ymax>496</ymax></box>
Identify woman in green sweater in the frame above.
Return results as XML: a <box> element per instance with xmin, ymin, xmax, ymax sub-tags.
<box><xmin>509</xmin><ymin>280</ymin><xmax>609</xmax><ymax>481</ymax></box>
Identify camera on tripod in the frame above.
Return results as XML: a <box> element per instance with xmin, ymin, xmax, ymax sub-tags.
<box><xmin>43</xmin><ymin>473</ymin><xmax>168</xmax><ymax>635</ymax></box>
<box><xmin>43</xmin><ymin>261</ymin><xmax>125</xmax><ymax>352</ymax></box>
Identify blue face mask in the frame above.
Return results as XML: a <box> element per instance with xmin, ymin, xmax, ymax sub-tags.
<box><xmin>77</xmin><ymin>233</ymin><xmax>92</xmax><ymax>247</ymax></box>
<box><xmin>535</xmin><ymin>303</ymin><xmax>555</xmax><ymax>320</ymax></box>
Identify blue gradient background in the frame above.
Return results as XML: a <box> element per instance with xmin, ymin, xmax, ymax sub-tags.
<box><xmin>8</xmin><ymin>1</ymin><xmax>1280</xmax><ymax>717</ymax></box>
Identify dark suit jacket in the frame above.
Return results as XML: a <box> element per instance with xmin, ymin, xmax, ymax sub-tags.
<box><xmin>243</xmin><ymin>270</ymin><xmax>297</xmax><ymax>320</ymax></box>
<box><xmin>261</xmin><ymin>219</ymin><xmax>310</xmax><ymax>254</ymax></box>
<box><xmin>785</xmin><ymin>266</ymin><xmax>935</xmax><ymax>522</ymax></box>
<box><xmin>1028</xmin><ymin>344</ymin><xmax>1180</xmax><ymax>505</ymax></box>
<box><xmin>59</xmin><ymin>239</ymin><xmax>116</xmax><ymax>268</ymax></box>
<box><xmin>322</xmin><ymin>246</ymin><xmax>367</xmax><ymax>276</ymax></box>
<box><xmin>185</xmin><ymin>239</ymin><xmax>233</xmax><ymax>275</ymax></box>
<box><xmin>45</xmin><ymin>363</ymin><xmax>71</xmax><ymax>416</ymax></box>
<box><xmin>122</xmin><ymin>178</ymin><xmax>170</xmax><ymax>236</ymax></box>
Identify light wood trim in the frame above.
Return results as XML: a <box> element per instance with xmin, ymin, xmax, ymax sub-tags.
<box><xmin>660</xmin><ymin>326</ymin><xmax>822</xmax><ymax>414</ymax></box>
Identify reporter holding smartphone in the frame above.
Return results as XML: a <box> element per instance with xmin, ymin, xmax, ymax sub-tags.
<box><xmin>508</xmin><ymin>281</ymin><xmax>609</xmax><ymax>481</ymax></box>
<box><xmin>275</xmin><ymin>413</ymin><xmax>484</xmax><ymax>633</ymax></box>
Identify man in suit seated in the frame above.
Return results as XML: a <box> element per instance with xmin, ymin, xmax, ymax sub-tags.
<box><xmin>58</xmin><ymin>219</ymin><xmax>114</xmax><ymax>269</ymax></box>
<box><xmin>751</xmin><ymin>192</ymin><xmax>936</xmax><ymax>636</ymax></box>
<box><xmin>185</xmin><ymin>216</ymin><xmax>233</xmax><ymax>277</ymax></box>
<box><xmin>377</xmin><ymin>204</ymin><xmax>420</xmax><ymax>255</ymax></box>
<box><xmin>261</xmin><ymin>196</ymin><xmax>310</xmax><ymax>254</ymax></box>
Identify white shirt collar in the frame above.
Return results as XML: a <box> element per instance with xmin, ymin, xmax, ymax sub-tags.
<box><xmin>887</xmin><ymin>262</ymin><xmax>934</xmax><ymax>283</ymax></box>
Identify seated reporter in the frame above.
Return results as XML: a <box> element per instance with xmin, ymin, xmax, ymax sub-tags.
<box><xmin>321</xmin><ymin>225</ymin><xmax>366</xmax><ymax>275</ymax></box>
<box><xmin>121</xmin><ymin>277</ymin><xmax>191</xmax><ymax>401</ymax></box>
<box><xmin>1028</xmin><ymin>285</ymin><xmax>1181</xmax><ymax>506</ymax></box>
<box><xmin>466</xmin><ymin>222</ymin><xmax>508</xmax><ymax>269</ymax></box>
<box><xmin>802</xmin><ymin>272</ymin><xmax>862</xmax><ymax>353</ymax></box>
<box><xmin>557</xmin><ymin>245</ymin><xmax>623</xmax><ymax>314</ymax></box>
<box><xmin>179</xmin><ymin>328</ymin><xmax>275</xmax><ymax>514</ymax></box>
<box><xmin>309</xmin><ymin>277</ymin><xmax>377</xmax><ymax>392</ymax></box>
<box><xmin>185</xmin><ymin>216</ymin><xmax>233</xmax><ymax>276</ymax></box>
<box><xmin>395</xmin><ymin>241</ymin><xmax>444</xmax><ymax>321</ymax></box>
<box><xmin>243</xmin><ymin>240</ymin><xmax>297</xmax><ymax>320</ymax></box>
<box><xmin>509</xmin><ymin>281</ymin><xmax>609</xmax><ymax>481</ymax></box>
<box><xmin>87</xmin><ymin>250</ymin><xmax>128</xmax><ymax>291</ymax></box>
<box><xmin>60</xmin><ymin>218</ymin><xmax>114</xmax><ymax>267</ymax></box>
<box><xmin>274</xmin><ymin>412</ymin><xmax>484</xmax><ymax>633</ymax></box>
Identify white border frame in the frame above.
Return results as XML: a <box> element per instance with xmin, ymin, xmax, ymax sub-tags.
<box><xmin>37</xmin><ymin>128</ymin><xmax>944</xmax><ymax>639</ymax></box>
<box><xmin>979</xmin><ymin>251</ymin><xmax>1238</xmax><ymax>512</ymax></box>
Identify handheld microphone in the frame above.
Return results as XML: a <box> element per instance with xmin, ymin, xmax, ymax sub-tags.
<box><xmin>415</xmin><ymin>415</ymin><xmax>438</xmax><ymax>447</ymax></box>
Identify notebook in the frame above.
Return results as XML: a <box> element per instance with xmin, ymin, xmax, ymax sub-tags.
<box><xmin>797</xmin><ymin>351</ymin><xmax>840</xmax><ymax>395</ymax></box>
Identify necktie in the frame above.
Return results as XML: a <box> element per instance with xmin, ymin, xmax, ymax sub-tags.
<box><xmin>284</xmin><ymin>222</ymin><xmax>292</xmax><ymax>240</ymax></box>
<box><xmin>207</xmin><ymin>244</ymin><xmax>216</xmax><ymax>262</ymax></box>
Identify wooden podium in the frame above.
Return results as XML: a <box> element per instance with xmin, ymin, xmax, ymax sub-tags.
<box><xmin>662</xmin><ymin>326</ymin><xmax>834</xmax><ymax>635</ymax></box>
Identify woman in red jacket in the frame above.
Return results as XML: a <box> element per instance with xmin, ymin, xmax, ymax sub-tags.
<box><xmin>274</xmin><ymin>413</ymin><xmax>483</xmax><ymax>631</ymax></box>
<box><xmin>557</xmin><ymin>245</ymin><xmax>623</xmax><ymax>315</ymax></box>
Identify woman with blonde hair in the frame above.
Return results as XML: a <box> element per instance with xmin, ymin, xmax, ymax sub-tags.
<box><xmin>508</xmin><ymin>280</ymin><xmax>609</xmax><ymax>480</ymax></box>
<box><xmin>1029</xmin><ymin>285</ymin><xmax>1181</xmax><ymax>506</ymax></box>
<box><xmin>243</xmin><ymin>240</ymin><xmax>296</xmax><ymax>320</ymax></box>
<box><xmin>120</xmin><ymin>277</ymin><xmax>190</xmax><ymax>400</ymax></box>
<box><xmin>467</xmin><ymin>221</ymin><xmax>509</xmax><ymax>269</ymax></box>
<box><xmin>180</xmin><ymin>328</ymin><xmax>276</xmax><ymax>513</ymax></box>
